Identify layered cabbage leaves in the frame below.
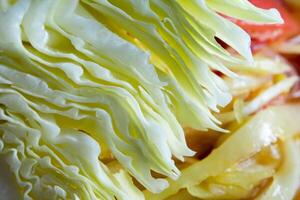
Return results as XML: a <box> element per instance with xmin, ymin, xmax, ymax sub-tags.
<box><xmin>0</xmin><ymin>0</ymin><xmax>285</xmax><ymax>199</ymax></box>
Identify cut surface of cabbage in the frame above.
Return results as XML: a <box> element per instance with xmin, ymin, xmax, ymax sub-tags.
<box><xmin>0</xmin><ymin>0</ymin><xmax>287</xmax><ymax>199</ymax></box>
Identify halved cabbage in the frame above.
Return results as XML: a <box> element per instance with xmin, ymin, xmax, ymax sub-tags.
<box><xmin>0</xmin><ymin>0</ymin><xmax>285</xmax><ymax>199</ymax></box>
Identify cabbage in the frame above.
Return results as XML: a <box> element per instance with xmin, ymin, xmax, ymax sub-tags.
<box><xmin>258</xmin><ymin>140</ymin><xmax>300</xmax><ymax>200</ymax></box>
<box><xmin>0</xmin><ymin>0</ymin><xmax>283</xmax><ymax>199</ymax></box>
<box><xmin>145</xmin><ymin>104</ymin><xmax>300</xmax><ymax>200</ymax></box>
<box><xmin>218</xmin><ymin>76</ymin><xmax>298</xmax><ymax>124</ymax></box>
<box><xmin>81</xmin><ymin>0</ymin><xmax>282</xmax><ymax>129</ymax></box>
<box><xmin>229</xmin><ymin>52</ymin><xmax>293</xmax><ymax>74</ymax></box>
<box><xmin>187</xmin><ymin>163</ymin><xmax>275</xmax><ymax>199</ymax></box>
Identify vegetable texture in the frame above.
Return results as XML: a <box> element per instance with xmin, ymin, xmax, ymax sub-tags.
<box><xmin>145</xmin><ymin>104</ymin><xmax>300</xmax><ymax>200</ymax></box>
<box><xmin>0</xmin><ymin>0</ymin><xmax>284</xmax><ymax>199</ymax></box>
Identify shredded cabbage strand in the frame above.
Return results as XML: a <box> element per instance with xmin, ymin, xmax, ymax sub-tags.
<box><xmin>145</xmin><ymin>104</ymin><xmax>300</xmax><ymax>200</ymax></box>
